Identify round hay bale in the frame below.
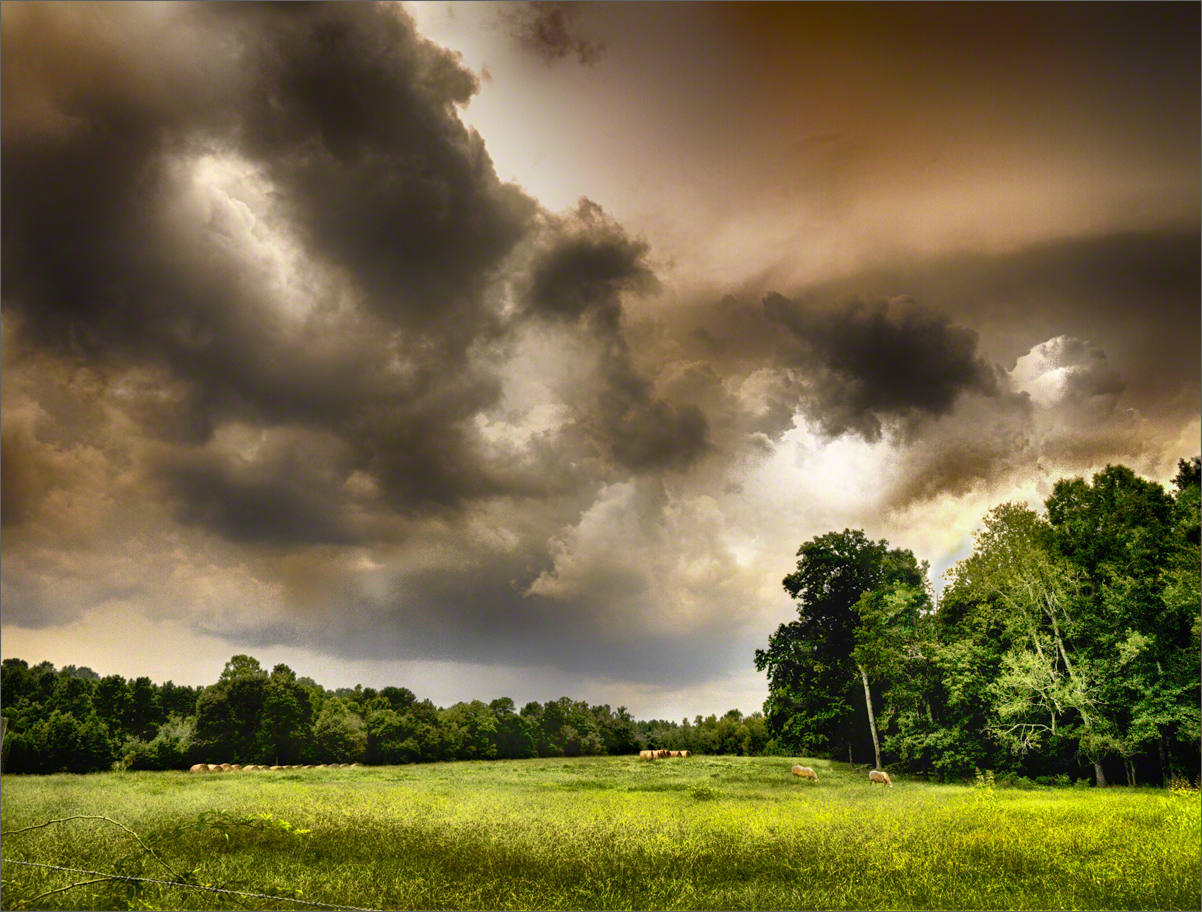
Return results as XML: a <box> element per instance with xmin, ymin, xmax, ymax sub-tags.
<box><xmin>668</xmin><ymin>750</ymin><xmax>681</xmax><ymax>757</ymax></box>
<box><xmin>189</xmin><ymin>763</ymin><xmax>208</xmax><ymax>773</ymax></box>
<box><xmin>302</xmin><ymin>764</ymin><xmax>313</xmax><ymax>769</ymax></box>
<box><xmin>207</xmin><ymin>764</ymin><xmax>223</xmax><ymax>772</ymax></box>
<box><xmin>230</xmin><ymin>764</ymin><xmax>242</xmax><ymax>771</ymax></box>
<box><xmin>269</xmin><ymin>765</ymin><xmax>283</xmax><ymax>770</ymax></box>
<box><xmin>680</xmin><ymin>750</ymin><xmax>691</xmax><ymax>758</ymax></box>
<box><xmin>219</xmin><ymin>763</ymin><xmax>233</xmax><ymax>771</ymax></box>
<box><xmin>351</xmin><ymin>762</ymin><xmax>364</xmax><ymax>767</ymax></box>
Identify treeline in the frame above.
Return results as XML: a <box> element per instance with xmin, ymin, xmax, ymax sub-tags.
<box><xmin>0</xmin><ymin>655</ymin><xmax>780</xmax><ymax>774</ymax></box>
<box><xmin>757</xmin><ymin>458</ymin><xmax>1201</xmax><ymax>787</ymax></box>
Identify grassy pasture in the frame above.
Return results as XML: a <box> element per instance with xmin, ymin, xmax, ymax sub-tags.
<box><xmin>1</xmin><ymin>755</ymin><xmax>1198</xmax><ymax>911</ymax></box>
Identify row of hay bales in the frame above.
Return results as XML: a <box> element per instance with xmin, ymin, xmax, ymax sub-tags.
<box><xmin>638</xmin><ymin>749</ymin><xmax>691</xmax><ymax>760</ymax></box>
<box><xmin>188</xmin><ymin>762</ymin><xmax>365</xmax><ymax>772</ymax></box>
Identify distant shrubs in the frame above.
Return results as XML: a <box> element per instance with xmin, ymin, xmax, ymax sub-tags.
<box><xmin>1035</xmin><ymin>774</ymin><xmax>1071</xmax><ymax>787</ymax></box>
<box><xmin>978</xmin><ymin>769</ymin><xmax>1083</xmax><ymax>790</ymax></box>
<box><xmin>122</xmin><ymin>715</ymin><xmax>199</xmax><ymax>771</ymax></box>
<box><xmin>994</xmin><ymin>772</ymin><xmax>1037</xmax><ymax>790</ymax></box>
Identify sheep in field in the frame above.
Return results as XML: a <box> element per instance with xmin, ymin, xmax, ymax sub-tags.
<box><xmin>792</xmin><ymin>765</ymin><xmax>818</xmax><ymax>782</ymax></box>
<box><xmin>868</xmin><ymin>769</ymin><xmax>893</xmax><ymax>787</ymax></box>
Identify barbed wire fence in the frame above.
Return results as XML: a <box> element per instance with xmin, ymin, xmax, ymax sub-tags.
<box><xmin>1</xmin><ymin>859</ymin><xmax>377</xmax><ymax>911</ymax></box>
<box><xmin>0</xmin><ymin>814</ymin><xmax>378</xmax><ymax>912</ymax></box>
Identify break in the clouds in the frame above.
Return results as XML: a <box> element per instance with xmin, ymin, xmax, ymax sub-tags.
<box><xmin>2</xmin><ymin>1</ymin><xmax>1197</xmax><ymax>716</ymax></box>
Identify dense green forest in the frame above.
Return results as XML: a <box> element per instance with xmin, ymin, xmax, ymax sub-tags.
<box><xmin>0</xmin><ymin>653</ymin><xmax>776</xmax><ymax>774</ymax></box>
<box><xmin>758</xmin><ymin>458</ymin><xmax>1201</xmax><ymax>787</ymax></box>
<box><xmin>2</xmin><ymin>459</ymin><xmax>1197</xmax><ymax>784</ymax></box>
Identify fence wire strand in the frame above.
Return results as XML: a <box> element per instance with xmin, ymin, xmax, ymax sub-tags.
<box><xmin>0</xmin><ymin>858</ymin><xmax>378</xmax><ymax>911</ymax></box>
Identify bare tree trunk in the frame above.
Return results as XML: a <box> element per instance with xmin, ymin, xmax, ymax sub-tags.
<box><xmin>857</xmin><ymin>662</ymin><xmax>882</xmax><ymax>770</ymax></box>
<box><xmin>848</xmin><ymin>742</ymin><xmax>853</xmax><ymax>767</ymax></box>
<box><xmin>1093</xmin><ymin>758</ymin><xmax>1107</xmax><ymax>787</ymax></box>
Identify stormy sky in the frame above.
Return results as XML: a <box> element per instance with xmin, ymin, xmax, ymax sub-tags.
<box><xmin>2</xmin><ymin>1</ymin><xmax>1198</xmax><ymax>718</ymax></box>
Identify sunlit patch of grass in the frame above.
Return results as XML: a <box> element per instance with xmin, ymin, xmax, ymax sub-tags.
<box><xmin>1</xmin><ymin>757</ymin><xmax>1198</xmax><ymax>910</ymax></box>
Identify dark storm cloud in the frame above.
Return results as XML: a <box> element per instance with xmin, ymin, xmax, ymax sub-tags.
<box><xmin>1</xmin><ymin>1</ymin><xmax>548</xmax><ymax>531</ymax></box>
<box><xmin>504</xmin><ymin>2</ymin><xmax>605</xmax><ymax>67</ymax></box>
<box><xmin>762</xmin><ymin>292</ymin><xmax>999</xmax><ymax>441</ymax></box>
<box><xmin>3</xmin><ymin>1</ymin><xmax>534</xmax><ymax>356</ymax></box>
<box><xmin>523</xmin><ymin>200</ymin><xmax>710</xmax><ymax>472</ymax></box>
<box><xmin>156</xmin><ymin>440</ymin><xmax>358</xmax><ymax>547</ymax></box>
<box><xmin>526</xmin><ymin>199</ymin><xmax>655</xmax><ymax>330</ymax></box>
<box><xmin>1</xmin><ymin>427</ymin><xmax>43</xmax><ymax>529</ymax></box>
<box><xmin>667</xmin><ymin>228</ymin><xmax>1194</xmax><ymax>510</ymax></box>
<box><xmin>212</xmin><ymin>2</ymin><xmax>537</xmax><ymax>336</ymax></box>
<box><xmin>786</xmin><ymin>229</ymin><xmax>1201</xmax><ymax>420</ymax></box>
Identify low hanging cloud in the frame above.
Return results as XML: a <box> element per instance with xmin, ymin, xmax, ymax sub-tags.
<box><xmin>882</xmin><ymin>334</ymin><xmax>1157</xmax><ymax>511</ymax></box>
<box><xmin>763</xmin><ymin>292</ymin><xmax>1000</xmax><ymax>440</ymax></box>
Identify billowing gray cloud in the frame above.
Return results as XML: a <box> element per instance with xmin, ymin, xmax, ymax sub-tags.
<box><xmin>525</xmin><ymin>199</ymin><xmax>655</xmax><ymax>330</ymax></box>
<box><xmin>763</xmin><ymin>292</ymin><xmax>999</xmax><ymax>441</ymax></box>
<box><xmin>522</xmin><ymin>201</ymin><xmax>710</xmax><ymax>473</ymax></box>
<box><xmin>782</xmin><ymin>229</ymin><xmax>1200</xmax><ymax>421</ymax></box>
<box><xmin>2</xmin><ymin>1</ymin><xmax>544</xmax><ymax>526</ymax></box>
<box><xmin>0</xmin><ymin>2</ymin><xmax>717</xmax><ymax>668</ymax></box>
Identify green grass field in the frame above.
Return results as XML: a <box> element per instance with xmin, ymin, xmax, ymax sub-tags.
<box><xmin>1</xmin><ymin>755</ymin><xmax>1198</xmax><ymax>911</ymax></box>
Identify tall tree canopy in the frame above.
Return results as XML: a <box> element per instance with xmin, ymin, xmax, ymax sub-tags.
<box><xmin>759</xmin><ymin>460</ymin><xmax>1200</xmax><ymax>786</ymax></box>
<box><xmin>755</xmin><ymin>529</ymin><xmax>929</xmax><ymax>764</ymax></box>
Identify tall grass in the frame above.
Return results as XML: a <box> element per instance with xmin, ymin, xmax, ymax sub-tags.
<box><xmin>2</xmin><ymin>756</ymin><xmax>1198</xmax><ymax>910</ymax></box>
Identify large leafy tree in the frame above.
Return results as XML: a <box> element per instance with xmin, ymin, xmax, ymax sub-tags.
<box><xmin>756</xmin><ymin>529</ymin><xmax>927</xmax><ymax>764</ymax></box>
<box><xmin>257</xmin><ymin>664</ymin><xmax>314</xmax><ymax>765</ymax></box>
<box><xmin>854</xmin><ymin>579</ymin><xmax>937</xmax><ymax>773</ymax></box>
<box><xmin>194</xmin><ymin>657</ymin><xmax>270</xmax><ymax>764</ymax></box>
<box><xmin>490</xmin><ymin>698</ymin><xmax>538</xmax><ymax>759</ymax></box>
<box><xmin>947</xmin><ymin>502</ymin><xmax>1108</xmax><ymax>780</ymax></box>
<box><xmin>1046</xmin><ymin>464</ymin><xmax>1197</xmax><ymax>784</ymax></box>
<box><xmin>312</xmin><ymin>697</ymin><xmax>367</xmax><ymax>763</ymax></box>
